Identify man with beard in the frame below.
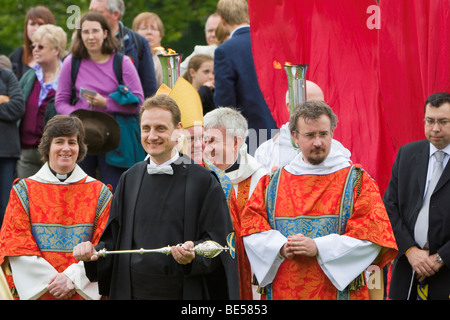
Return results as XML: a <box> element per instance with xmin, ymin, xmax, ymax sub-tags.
<box><xmin>240</xmin><ymin>101</ymin><xmax>398</xmax><ymax>300</ymax></box>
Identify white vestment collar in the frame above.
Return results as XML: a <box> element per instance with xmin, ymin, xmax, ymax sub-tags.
<box><xmin>226</xmin><ymin>143</ymin><xmax>263</xmax><ymax>184</ymax></box>
<box><xmin>285</xmin><ymin>139</ymin><xmax>352</xmax><ymax>176</ymax></box>
<box><xmin>29</xmin><ymin>163</ymin><xmax>95</xmax><ymax>184</ymax></box>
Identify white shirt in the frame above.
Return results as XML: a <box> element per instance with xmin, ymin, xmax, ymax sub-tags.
<box><xmin>423</xmin><ymin>143</ymin><xmax>450</xmax><ymax>198</ymax></box>
<box><xmin>148</xmin><ymin>150</ymin><xmax>180</xmax><ymax>167</ymax></box>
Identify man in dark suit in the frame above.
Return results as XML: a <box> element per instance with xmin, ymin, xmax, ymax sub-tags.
<box><xmin>384</xmin><ymin>92</ymin><xmax>450</xmax><ymax>300</ymax></box>
<box><xmin>214</xmin><ymin>0</ymin><xmax>277</xmax><ymax>152</ymax></box>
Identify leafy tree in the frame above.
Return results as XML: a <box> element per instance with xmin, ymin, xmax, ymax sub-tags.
<box><xmin>0</xmin><ymin>0</ymin><xmax>218</xmax><ymax>57</ymax></box>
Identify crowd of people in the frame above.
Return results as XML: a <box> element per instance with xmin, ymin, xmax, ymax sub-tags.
<box><xmin>0</xmin><ymin>0</ymin><xmax>448</xmax><ymax>301</ymax></box>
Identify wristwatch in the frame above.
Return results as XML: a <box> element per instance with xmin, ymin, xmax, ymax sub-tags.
<box><xmin>436</xmin><ymin>253</ymin><xmax>444</xmax><ymax>264</ymax></box>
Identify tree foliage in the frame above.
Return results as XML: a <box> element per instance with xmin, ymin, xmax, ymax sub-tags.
<box><xmin>0</xmin><ymin>0</ymin><xmax>218</xmax><ymax>56</ymax></box>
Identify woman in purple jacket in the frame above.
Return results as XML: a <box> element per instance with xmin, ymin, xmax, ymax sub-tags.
<box><xmin>55</xmin><ymin>12</ymin><xmax>144</xmax><ymax>191</ymax></box>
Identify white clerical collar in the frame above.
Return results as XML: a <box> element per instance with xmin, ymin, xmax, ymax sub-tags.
<box><xmin>148</xmin><ymin>150</ymin><xmax>179</xmax><ymax>167</ymax></box>
<box><xmin>226</xmin><ymin>143</ymin><xmax>263</xmax><ymax>184</ymax></box>
<box><xmin>285</xmin><ymin>139</ymin><xmax>352</xmax><ymax>176</ymax></box>
<box><xmin>29</xmin><ymin>163</ymin><xmax>95</xmax><ymax>184</ymax></box>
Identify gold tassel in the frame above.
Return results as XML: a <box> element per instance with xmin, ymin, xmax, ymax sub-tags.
<box><xmin>348</xmin><ymin>272</ymin><xmax>366</xmax><ymax>291</ymax></box>
<box><xmin>256</xmin><ymin>286</ymin><xmax>267</xmax><ymax>295</ymax></box>
<box><xmin>252</xmin><ymin>274</ymin><xmax>267</xmax><ymax>295</ymax></box>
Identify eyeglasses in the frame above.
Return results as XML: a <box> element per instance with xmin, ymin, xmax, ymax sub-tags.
<box><xmin>423</xmin><ymin>118</ymin><xmax>450</xmax><ymax>127</ymax></box>
<box><xmin>296</xmin><ymin>131</ymin><xmax>331</xmax><ymax>139</ymax></box>
<box><xmin>81</xmin><ymin>28</ymin><xmax>103</xmax><ymax>36</ymax></box>
<box><xmin>31</xmin><ymin>44</ymin><xmax>47</xmax><ymax>51</ymax></box>
<box><xmin>138</xmin><ymin>25</ymin><xmax>160</xmax><ymax>32</ymax></box>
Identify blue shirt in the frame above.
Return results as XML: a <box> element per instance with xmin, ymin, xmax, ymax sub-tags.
<box><xmin>33</xmin><ymin>62</ymin><xmax>61</xmax><ymax>107</ymax></box>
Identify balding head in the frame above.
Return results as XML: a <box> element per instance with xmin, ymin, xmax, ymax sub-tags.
<box><xmin>286</xmin><ymin>80</ymin><xmax>325</xmax><ymax>111</ymax></box>
<box><xmin>306</xmin><ymin>80</ymin><xmax>324</xmax><ymax>101</ymax></box>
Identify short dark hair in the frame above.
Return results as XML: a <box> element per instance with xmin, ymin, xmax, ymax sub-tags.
<box><xmin>71</xmin><ymin>11</ymin><xmax>118</xmax><ymax>59</ymax></box>
<box><xmin>38</xmin><ymin>115</ymin><xmax>87</xmax><ymax>163</ymax></box>
<box><xmin>289</xmin><ymin>101</ymin><xmax>338</xmax><ymax>133</ymax></box>
<box><xmin>424</xmin><ymin>92</ymin><xmax>450</xmax><ymax>112</ymax></box>
<box><xmin>140</xmin><ymin>94</ymin><xmax>181</xmax><ymax>127</ymax></box>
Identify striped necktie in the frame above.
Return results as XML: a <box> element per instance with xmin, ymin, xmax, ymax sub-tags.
<box><xmin>417</xmin><ymin>281</ymin><xmax>428</xmax><ymax>300</ymax></box>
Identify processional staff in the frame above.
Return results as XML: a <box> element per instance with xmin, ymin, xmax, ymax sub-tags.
<box><xmin>95</xmin><ymin>240</ymin><xmax>230</xmax><ymax>259</ymax></box>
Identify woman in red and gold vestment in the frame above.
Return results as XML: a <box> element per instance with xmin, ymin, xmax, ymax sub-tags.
<box><xmin>0</xmin><ymin>115</ymin><xmax>112</xmax><ymax>300</ymax></box>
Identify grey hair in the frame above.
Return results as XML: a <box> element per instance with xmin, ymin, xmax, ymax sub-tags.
<box><xmin>289</xmin><ymin>101</ymin><xmax>338</xmax><ymax>133</ymax></box>
<box><xmin>203</xmin><ymin>107</ymin><xmax>248</xmax><ymax>141</ymax></box>
<box><xmin>93</xmin><ymin>0</ymin><xmax>125</xmax><ymax>19</ymax></box>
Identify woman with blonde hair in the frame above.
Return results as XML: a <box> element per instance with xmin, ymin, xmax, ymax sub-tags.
<box><xmin>16</xmin><ymin>24</ymin><xmax>67</xmax><ymax>179</ymax></box>
<box><xmin>132</xmin><ymin>12</ymin><xmax>164</xmax><ymax>86</ymax></box>
<box><xmin>9</xmin><ymin>6</ymin><xmax>56</xmax><ymax>80</ymax></box>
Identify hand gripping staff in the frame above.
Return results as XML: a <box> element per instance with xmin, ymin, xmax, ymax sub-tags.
<box><xmin>95</xmin><ymin>240</ymin><xmax>230</xmax><ymax>259</ymax></box>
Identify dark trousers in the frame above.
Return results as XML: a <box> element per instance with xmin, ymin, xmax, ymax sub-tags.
<box><xmin>0</xmin><ymin>158</ymin><xmax>17</xmax><ymax>226</ymax></box>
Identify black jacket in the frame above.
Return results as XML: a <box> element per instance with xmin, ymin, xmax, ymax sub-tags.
<box><xmin>85</xmin><ymin>157</ymin><xmax>239</xmax><ymax>300</ymax></box>
<box><xmin>0</xmin><ymin>67</ymin><xmax>25</xmax><ymax>158</ymax></box>
<box><xmin>9</xmin><ymin>46</ymin><xmax>31</xmax><ymax>81</ymax></box>
<box><xmin>383</xmin><ymin>140</ymin><xmax>450</xmax><ymax>299</ymax></box>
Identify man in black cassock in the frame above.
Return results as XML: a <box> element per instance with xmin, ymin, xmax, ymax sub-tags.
<box><xmin>73</xmin><ymin>94</ymin><xmax>239</xmax><ymax>300</ymax></box>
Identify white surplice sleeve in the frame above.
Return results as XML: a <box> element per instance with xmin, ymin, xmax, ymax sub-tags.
<box><xmin>9</xmin><ymin>256</ymin><xmax>100</xmax><ymax>300</ymax></box>
<box><xmin>314</xmin><ymin>234</ymin><xmax>381</xmax><ymax>291</ymax></box>
<box><xmin>243</xmin><ymin>230</ymin><xmax>287</xmax><ymax>287</ymax></box>
<box><xmin>63</xmin><ymin>261</ymin><xmax>101</xmax><ymax>300</ymax></box>
<box><xmin>9</xmin><ymin>256</ymin><xmax>58</xmax><ymax>300</ymax></box>
<box><xmin>244</xmin><ymin>232</ymin><xmax>381</xmax><ymax>291</ymax></box>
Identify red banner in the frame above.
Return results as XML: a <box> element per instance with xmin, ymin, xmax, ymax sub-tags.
<box><xmin>379</xmin><ymin>0</ymin><xmax>450</xmax><ymax>151</ymax></box>
<box><xmin>248</xmin><ymin>0</ymin><xmax>450</xmax><ymax>194</ymax></box>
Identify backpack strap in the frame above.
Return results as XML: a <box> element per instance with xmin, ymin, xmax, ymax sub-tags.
<box><xmin>70</xmin><ymin>52</ymin><xmax>125</xmax><ymax>105</ymax></box>
<box><xmin>70</xmin><ymin>57</ymin><xmax>82</xmax><ymax>105</ymax></box>
<box><xmin>113</xmin><ymin>52</ymin><xmax>124</xmax><ymax>85</ymax></box>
